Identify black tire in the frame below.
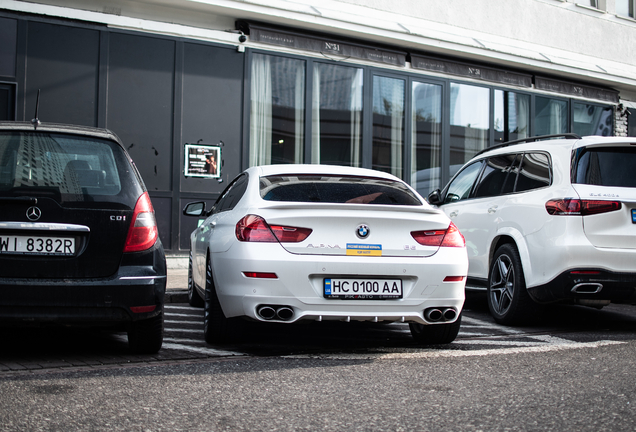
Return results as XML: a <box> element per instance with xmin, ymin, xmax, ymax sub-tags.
<box><xmin>128</xmin><ymin>312</ymin><xmax>163</xmax><ymax>354</ymax></box>
<box><xmin>487</xmin><ymin>244</ymin><xmax>537</xmax><ymax>326</ymax></box>
<box><xmin>203</xmin><ymin>257</ymin><xmax>234</xmax><ymax>344</ymax></box>
<box><xmin>188</xmin><ymin>251</ymin><xmax>204</xmax><ymax>307</ymax></box>
<box><xmin>409</xmin><ymin>314</ymin><xmax>462</xmax><ymax>345</ymax></box>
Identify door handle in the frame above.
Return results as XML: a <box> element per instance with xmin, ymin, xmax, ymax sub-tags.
<box><xmin>449</xmin><ymin>211</ymin><xmax>458</xmax><ymax>218</ymax></box>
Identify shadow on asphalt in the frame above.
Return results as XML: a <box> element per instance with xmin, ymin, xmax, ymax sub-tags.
<box><xmin>2</xmin><ymin>294</ymin><xmax>635</xmax><ymax>362</ymax></box>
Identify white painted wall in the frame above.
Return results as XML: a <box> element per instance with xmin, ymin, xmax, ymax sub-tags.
<box><xmin>3</xmin><ymin>0</ymin><xmax>636</xmax><ymax>98</ymax></box>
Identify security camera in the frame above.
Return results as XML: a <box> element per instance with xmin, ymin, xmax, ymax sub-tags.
<box><xmin>239</xmin><ymin>34</ymin><xmax>247</xmax><ymax>43</ymax></box>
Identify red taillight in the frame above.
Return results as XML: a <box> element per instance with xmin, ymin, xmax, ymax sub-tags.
<box><xmin>235</xmin><ymin>215</ymin><xmax>312</xmax><ymax>243</ymax></box>
<box><xmin>124</xmin><ymin>192</ymin><xmax>158</xmax><ymax>252</ymax></box>
<box><xmin>546</xmin><ymin>199</ymin><xmax>621</xmax><ymax>216</ymax></box>
<box><xmin>411</xmin><ymin>222</ymin><xmax>465</xmax><ymax>248</ymax></box>
<box><xmin>243</xmin><ymin>272</ymin><xmax>278</xmax><ymax>279</ymax></box>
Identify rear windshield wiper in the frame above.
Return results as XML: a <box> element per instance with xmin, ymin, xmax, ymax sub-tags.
<box><xmin>0</xmin><ymin>197</ymin><xmax>38</xmax><ymax>204</ymax></box>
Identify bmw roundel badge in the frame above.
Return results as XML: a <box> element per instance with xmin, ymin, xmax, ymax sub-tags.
<box><xmin>356</xmin><ymin>224</ymin><xmax>370</xmax><ymax>239</ymax></box>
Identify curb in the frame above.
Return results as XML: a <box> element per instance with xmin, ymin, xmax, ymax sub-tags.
<box><xmin>166</xmin><ymin>289</ymin><xmax>189</xmax><ymax>304</ymax></box>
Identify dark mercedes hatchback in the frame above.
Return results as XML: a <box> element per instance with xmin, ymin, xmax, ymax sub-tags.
<box><xmin>0</xmin><ymin>121</ymin><xmax>166</xmax><ymax>353</ymax></box>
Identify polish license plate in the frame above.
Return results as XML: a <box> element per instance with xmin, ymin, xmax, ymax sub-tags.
<box><xmin>0</xmin><ymin>235</ymin><xmax>75</xmax><ymax>255</ymax></box>
<box><xmin>632</xmin><ymin>209</ymin><xmax>636</xmax><ymax>224</ymax></box>
<box><xmin>324</xmin><ymin>278</ymin><xmax>402</xmax><ymax>299</ymax></box>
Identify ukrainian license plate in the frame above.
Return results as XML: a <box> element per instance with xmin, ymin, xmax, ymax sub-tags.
<box><xmin>632</xmin><ymin>209</ymin><xmax>636</xmax><ymax>224</ymax></box>
<box><xmin>0</xmin><ymin>235</ymin><xmax>75</xmax><ymax>255</ymax></box>
<box><xmin>324</xmin><ymin>278</ymin><xmax>403</xmax><ymax>299</ymax></box>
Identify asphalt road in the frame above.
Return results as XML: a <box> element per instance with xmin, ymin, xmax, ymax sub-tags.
<box><xmin>1</xmin><ymin>292</ymin><xmax>636</xmax><ymax>431</ymax></box>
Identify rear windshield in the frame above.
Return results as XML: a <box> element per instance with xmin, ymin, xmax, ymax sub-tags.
<box><xmin>260</xmin><ymin>174</ymin><xmax>422</xmax><ymax>205</ymax></box>
<box><xmin>573</xmin><ymin>146</ymin><xmax>636</xmax><ymax>188</ymax></box>
<box><xmin>0</xmin><ymin>131</ymin><xmax>140</xmax><ymax>206</ymax></box>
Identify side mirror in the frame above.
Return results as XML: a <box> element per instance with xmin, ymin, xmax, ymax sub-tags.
<box><xmin>427</xmin><ymin>189</ymin><xmax>443</xmax><ymax>205</ymax></box>
<box><xmin>183</xmin><ymin>201</ymin><xmax>206</xmax><ymax>217</ymax></box>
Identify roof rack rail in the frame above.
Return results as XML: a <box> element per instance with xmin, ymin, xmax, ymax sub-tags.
<box><xmin>475</xmin><ymin>133</ymin><xmax>582</xmax><ymax>157</ymax></box>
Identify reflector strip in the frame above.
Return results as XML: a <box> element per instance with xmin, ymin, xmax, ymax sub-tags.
<box><xmin>443</xmin><ymin>276</ymin><xmax>466</xmax><ymax>282</ymax></box>
<box><xmin>130</xmin><ymin>305</ymin><xmax>156</xmax><ymax>313</ymax></box>
<box><xmin>243</xmin><ymin>272</ymin><xmax>278</xmax><ymax>279</ymax></box>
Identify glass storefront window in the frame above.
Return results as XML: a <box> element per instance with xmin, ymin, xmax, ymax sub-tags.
<box><xmin>494</xmin><ymin>90</ymin><xmax>530</xmax><ymax>144</ymax></box>
<box><xmin>312</xmin><ymin>63</ymin><xmax>363</xmax><ymax>166</ymax></box>
<box><xmin>450</xmin><ymin>83</ymin><xmax>490</xmax><ymax>166</ymax></box>
<box><xmin>411</xmin><ymin>81</ymin><xmax>442</xmax><ymax>196</ymax></box>
<box><xmin>573</xmin><ymin>103</ymin><xmax>613</xmax><ymax>136</ymax></box>
<box><xmin>535</xmin><ymin>96</ymin><xmax>568</xmax><ymax>136</ymax></box>
<box><xmin>372</xmin><ymin>76</ymin><xmax>405</xmax><ymax>178</ymax></box>
<box><xmin>250</xmin><ymin>54</ymin><xmax>305</xmax><ymax>166</ymax></box>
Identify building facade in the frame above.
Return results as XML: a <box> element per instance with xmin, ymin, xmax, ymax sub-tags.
<box><xmin>1</xmin><ymin>0</ymin><xmax>636</xmax><ymax>253</ymax></box>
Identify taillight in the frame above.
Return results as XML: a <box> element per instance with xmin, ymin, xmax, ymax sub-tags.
<box><xmin>124</xmin><ymin>192</ymin><xmax>158</xmax><ymax>252</ymax></box>
<box><xmin>236</xmin><ymin>215</ymin><xmax>312</xmax><ymax>243</ymax></box>
<box><xmin>411</xmin><ymin>222</ymin><xmax>465</xmax><ymax>248</ymax></box>
<box><xmin>545</xmin><ymin>199</ymin><xmax>621</xmax><ymax>216</ymax></box>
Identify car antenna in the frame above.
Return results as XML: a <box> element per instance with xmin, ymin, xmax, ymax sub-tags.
<box><xmin>31</xmin><ymin>89</ymin><xmax>41</xmax><ymax>130</ymax></box>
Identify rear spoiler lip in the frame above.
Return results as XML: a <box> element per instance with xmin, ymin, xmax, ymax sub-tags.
<box><xmin>256</xmin><ymin>201</ymin><xmax>441</xmax><ymax>214</ymax></box>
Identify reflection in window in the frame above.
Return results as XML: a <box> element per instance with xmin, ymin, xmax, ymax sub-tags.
<box><xmin>450</xmin><ymin>83</ymin><xmax>489</xmax><ymax>166</ymax></box>
<box><xmin>312</xmin><ymin>63</ymin><xmax>363</xmax><ymax>166</ymax></box>
<box><xmin>443</xmin><ymin>160</ymin><xmax>484</xmax><ymax>204</ymax></box>
<box><xmin>535</xmin><ymin>97</ymin><xmax>568</xmax><ymax>136</ymax></box>
<box><xmin>411</xmin><ymin>82</ymin><xmax>442</xmax><ymax>196</ymax></box>
<box><xmin>516</xmin><ymin>153</ymin><xmax>551</xmax><ymax>192</ymax></box>
<box><xmin>372</xmin><ymin>76</ymin><xmax>405</xmax><ymax>178</ymax></box>
<box><xmin>573</xmin><ymin>103</ymin><xmax>613</xmax><ymax>136</ymax></box>
<box><xmin>494</xmin><ymin>91</ymin><xmax>530</xmax><ymax>144</ymax></box>
<box><xmin>474</xmin><ymin>154</ymin><xmax>518</xmax><ymax>198</ymax></box>
<box><xmin>250</xmin><ymin>54</ymin><xmax>305</xmax><ymax>166</ymax></box>
<box><xmin>616</xmin><ymin>0</ymin><xmax>635</xmax><ymax>17</ymax></box>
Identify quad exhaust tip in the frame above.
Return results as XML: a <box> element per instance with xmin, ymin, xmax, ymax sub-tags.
<box><xmin>257</xmin><ymin>305</ymin><xmax>294</xmax><ymax>321</ymax></box>
<box><xmin>425</xmin><ymin>307</ymin><xmax>457</xmax><ymax>323</ymax></box>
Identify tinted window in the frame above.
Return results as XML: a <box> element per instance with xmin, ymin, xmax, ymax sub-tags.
<box><xmin>516</xmin><ymin>152</ymin><xmax>551</xmax><ymax>192</ymax></box>
<box><xmin>214</xmin><ymin>173</ymin><xmax>248</xmax><ymax>213</ymax></box>
<box><xmin>443</xmin><ymin>161</ymin><xmax>483</xmax><ymax>203</ymax></box>
<box><xmin>574</xmin><ymin>147</ymin><xmax>636</xmax><ymax>187</ymax></box>
<box><xmin>260</xmin><ymin>175</ymin><xmax>422</xmax><ymax>205</ymax></box>
<box><xmin>0</xmin><ymin>131</ymin><xmax>137</xmax><ymax>206</ymax></box>
<box><xmin>473</xmin><ymin>154</ymin><xmax>518</xmax><ymax>198</ymax></box>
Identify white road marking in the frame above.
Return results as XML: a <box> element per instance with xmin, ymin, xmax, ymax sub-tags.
<box><xmin>164</xmin><ymin>305</ymin><xmax>203</xmax><ymax>311</ymax></box>
<box><xmin>164</xmin><ymin>313</ymin><xmax>203</xmax><ymax>318</ymax></box>
<box><xmin>165</xmin><ymin>320</ymin><xmax>201</xmax><ymax>325</ymax></box>
<box><xmin>164</xmin><ymin>328</ymin><xmax>201</xmax><ymax>333</ymax></box>
<box><xmin>284</xmin><ymin>340</ymin><xmax>625</xmax><ymax>360</ymax></box>
<box><xmin>162</xmin><ymin>342</ymin><xmax>244</xmax><ymax>357</ymax></box>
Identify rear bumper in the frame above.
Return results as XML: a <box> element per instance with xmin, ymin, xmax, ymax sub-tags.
<box><xmin>0</xmin><ymin>268</ymin><xmax>166</xmax><ymax>327</ymax></box>
<box><xmin>527</xmin><ymin>268</ymin><xmax>636</xmax><ymax>305</ymax></box>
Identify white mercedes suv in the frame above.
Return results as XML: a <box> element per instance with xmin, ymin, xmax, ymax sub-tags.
<box><xmin>428</xmin><ymin>133</ymin><xmax>636</xmax><ymax>325</ymax></box>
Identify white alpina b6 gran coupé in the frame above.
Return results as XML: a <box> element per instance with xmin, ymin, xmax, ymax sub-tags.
<box><xmin>183</xmin><ymin>165</ymin><xmax>468</xmax><ymax>345</ymax></box>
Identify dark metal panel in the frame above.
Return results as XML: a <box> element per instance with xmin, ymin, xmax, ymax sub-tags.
<box><xmin>181</xmin><ymin>42</ymin><xmax>244</xmax><ymax>193</ymax></box>
<box><xmin>25</xmin><ymin>22</ymin><xmax>99</xmax><ymax>126</ymax></box>
<box><xmin>0</xmin><ymin>17</ymin><xmax>17</xmax><ymax>78</ymax></box>
<box><xmin>107</xmin><ymin>32</ymin><xmax>175</xmax><ymax>192</ymax></box>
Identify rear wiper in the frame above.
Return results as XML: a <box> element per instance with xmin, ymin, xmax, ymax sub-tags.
<box><xmin>0</xmin><ymin>197</ymin><xmax>38</xmax><ymax>204</ymax></box>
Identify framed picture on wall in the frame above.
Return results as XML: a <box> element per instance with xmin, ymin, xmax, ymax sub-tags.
<box><xmin>184</xmin><ymin>143</ymin><xmax>221</xmax><ymax>178</ymax></box>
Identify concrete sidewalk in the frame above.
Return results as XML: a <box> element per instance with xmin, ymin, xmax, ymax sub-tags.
<box><xmin>166</xmin><ymin>256</ymin><xmax>189</xmax><ymax>303</ymax></box>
